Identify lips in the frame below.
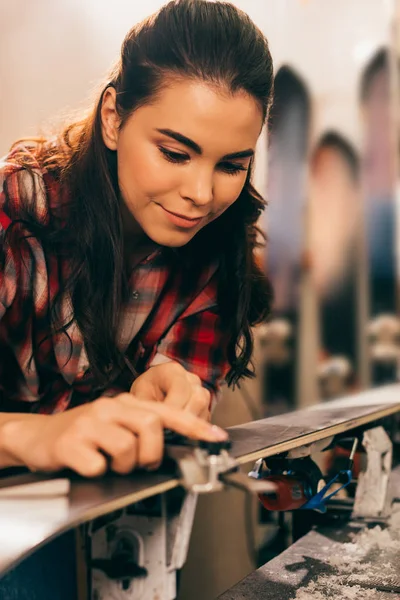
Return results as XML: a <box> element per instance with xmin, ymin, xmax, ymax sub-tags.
<box><xmin>158</xmin><ymin>204</ymin><xmax>205</xmax><ymax>229</ymax></box>
<box><xmin>163</xmin><ymin>207</ymin><xmax>203</xmax><ymax>221</ymax></box>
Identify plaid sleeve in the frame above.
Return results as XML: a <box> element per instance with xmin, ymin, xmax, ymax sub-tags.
<box><xmin>0</xmin><ymin>194</ymin><xmax>17</xmax><ymax>320</ymax></box>
<box><xmin>149</xmin><ymin>275</ymin><xmax>230</xmax><ymax>397</ymax></box>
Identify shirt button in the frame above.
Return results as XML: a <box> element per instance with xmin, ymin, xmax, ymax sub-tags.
<box><xmin>132</xmin><ymin>290</ymin><xmax>139</xmax><ymax>300</ymax></box>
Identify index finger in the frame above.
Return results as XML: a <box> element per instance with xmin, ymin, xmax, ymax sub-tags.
<box><xmin>117</xmin><ymin>394</ymin><xmax>228</xmax><ymax>442</ymax></box>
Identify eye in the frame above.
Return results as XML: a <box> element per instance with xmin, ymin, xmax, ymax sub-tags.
<box><xmin>158</xmin><ymin>146</ymin><xmax>189</xmax><ymax>164</ymax></box>
<box><xmin>218</xmin><ymin>162</ymin><xmax>248</xmax><ymax>176</ymax></box>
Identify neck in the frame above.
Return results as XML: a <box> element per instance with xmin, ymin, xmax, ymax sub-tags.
<box><xmin>120</xmin><ymin>201</ymin><xmax>158</xmax><ymax>269</ymax></box>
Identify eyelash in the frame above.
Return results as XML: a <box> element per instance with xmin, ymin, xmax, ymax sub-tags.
<box><xmin>158</xmin><ymin>146</ymin><xmax>248</xmax><ymax>176</ymax></box>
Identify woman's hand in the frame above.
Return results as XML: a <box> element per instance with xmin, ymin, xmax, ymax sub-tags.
<box><xmin>130</xmin><ymin>362</ymin><xmax>211</xmax><ymax>419</ymax></box>
<box><xmin>0</xmin><ymin>394</ymin><xmax>227</xmax><ymax>477</ymax></box>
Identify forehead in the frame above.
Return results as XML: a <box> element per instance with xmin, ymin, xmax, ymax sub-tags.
<box><xmin>131</xmin><ymin>79</ymin><xmax>263</xmax><ymax>153</ymax></box>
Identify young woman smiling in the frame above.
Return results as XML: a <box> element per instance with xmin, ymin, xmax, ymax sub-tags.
<box><xmin>0</xmin><ymin>0</ymin><xmax>273</xmax><ymax>479</ymax></box>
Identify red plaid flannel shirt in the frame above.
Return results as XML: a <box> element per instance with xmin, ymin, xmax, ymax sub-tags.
<box><xmin>0</xmin><ymin>146</ymin><xmax>230</xmax><ymax>413</ymax></box>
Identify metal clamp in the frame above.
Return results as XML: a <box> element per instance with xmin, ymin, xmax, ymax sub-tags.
<box><xmin>165</xmin><ymin>435</ymin><xmax>277</xmax><ymax>496</ymax></box>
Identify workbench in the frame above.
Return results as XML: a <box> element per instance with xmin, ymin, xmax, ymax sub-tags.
<box><xmin>218</xmin><ymin>465</ymin><xmax>400</xmax><ymax>599</ymax></box>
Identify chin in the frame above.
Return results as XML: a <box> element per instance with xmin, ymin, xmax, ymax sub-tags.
<box><xmin>146</xmin><ymin>226</ymin><xmax>197</xmax><ymax>248</ymax></box>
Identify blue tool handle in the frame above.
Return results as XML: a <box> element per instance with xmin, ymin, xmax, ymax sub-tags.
<box><xmin>300</xmin><ymin>469</ymin><xmax>352</xmax><ymax>512</ymax></box>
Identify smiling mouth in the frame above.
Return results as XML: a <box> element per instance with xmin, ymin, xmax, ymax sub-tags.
<box><xmin>162</xmin><ymin>207</ymin><xmax>204</xmax><ymax>221</ymax></box>
<box><xmin>157</xmin><ymin>204</ymin><xmax>206</xmax><ymax>230</ymax></box>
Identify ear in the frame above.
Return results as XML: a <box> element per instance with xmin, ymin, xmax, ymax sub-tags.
<box><xmin>100</xmin><ymin>87</ymin><xmax>121</xmax><ymax>150</ymax></box>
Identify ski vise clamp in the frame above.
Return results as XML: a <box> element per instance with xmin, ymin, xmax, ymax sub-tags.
<box><xmin>164</xmin><ymin>433</ymin><xmax>277</xmax><ymax>496</ymax></box>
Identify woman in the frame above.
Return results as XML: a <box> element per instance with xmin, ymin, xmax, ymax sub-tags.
<box><xmin>1</xmin><ymin>0</ymin><xmax>273</xmax><ymax>475</ymax></box>
<box><xmin>0</xmin><ymin>0</ymin><xmax>273</xmax><ymax>593</ymax></box>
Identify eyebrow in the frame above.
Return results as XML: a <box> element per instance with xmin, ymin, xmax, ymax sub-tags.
<box><xmin>156</xmin><ymin>128</ymin><xmax>254</xmax><ymax>160</ymax></box>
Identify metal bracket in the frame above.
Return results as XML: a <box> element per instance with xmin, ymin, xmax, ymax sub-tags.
<box><xmin>166</xmin><ymin>444</ymin><xmax>237</xmax><ymax>493</ymax></box>
<box><xmin>352</xmin><ymin>426</ymin><xmax>393</xmax><ymax>519</ymax></box>
<box><xmin>88</xmin><ymin>439</ymin><xmax>277</xmax><ymax>598</ymax></box>
<box><xmin>89</xmin><ymin>490</ymin><xmax>198</xmax><ymax>600</ymax></box>
<box><xmin>166</xmin><ymin>440</ymin><xmax>277</xmax><ymax>495</ymax></box>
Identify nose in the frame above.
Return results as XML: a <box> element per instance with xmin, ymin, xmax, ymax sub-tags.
<box><xmin>180</xmin><ymin>166</ymin><xmax>214</xmax><ymax>207</ymax></box>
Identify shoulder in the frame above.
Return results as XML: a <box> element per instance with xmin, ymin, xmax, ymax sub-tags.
<box><xmin>0</xmin><ymin>141</ymin><xmax>64</xmax><ymax>227</ymax></box>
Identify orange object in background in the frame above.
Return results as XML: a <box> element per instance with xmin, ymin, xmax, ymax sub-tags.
<box><xmin>324</xmin><ymin>446</ymin><xmax>361</xmax><ymax>480</ymax></box>
<box><xmin>258</xmin><ymin>475</ymin><xmax>309</xmax><ymax>511</ymax></box>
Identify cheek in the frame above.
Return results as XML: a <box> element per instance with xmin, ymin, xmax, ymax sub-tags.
<box><xmin>118</xmin><ymin>143</ymin><xmax>179</xmax><ymax>201</ymax></box>
<box><xmin>211</xmin><ymin>175</ymin><xmax>246</xmax><ymax>217</ymax></box>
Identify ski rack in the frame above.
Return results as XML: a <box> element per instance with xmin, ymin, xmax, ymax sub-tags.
<box><xmin>89</xmin><ymin>422</ymin><xmax>395</xmax><ymax>599</ymax></box>
<box><xmin>89</xmin><ymin>434</ymin><xmax>278</xmax><ymax>600</ymax></box>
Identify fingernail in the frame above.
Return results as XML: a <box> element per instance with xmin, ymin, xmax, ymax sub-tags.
<box><xmin>209</xmin><ymin>425</ymin><xmax>228</xmax><ymax>441</ymax></box>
